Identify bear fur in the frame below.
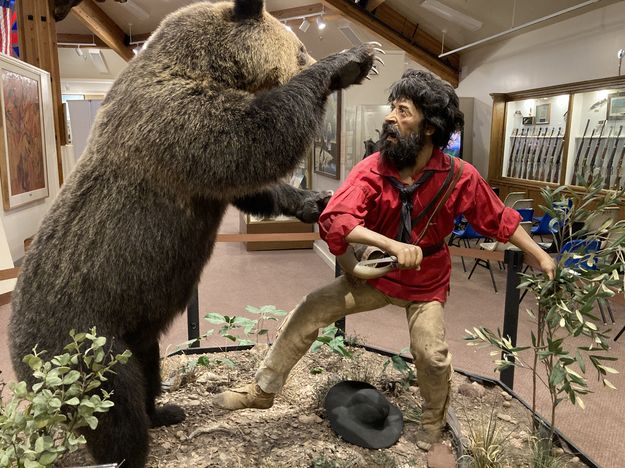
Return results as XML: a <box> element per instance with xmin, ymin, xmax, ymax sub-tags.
<box><xmin>10</xmin><ymin>0</ymin><xmax>375</xmax><ymax>466</ymax></box>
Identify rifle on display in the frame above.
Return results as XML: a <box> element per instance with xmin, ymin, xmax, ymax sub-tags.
<box><xmin>535</xmin><ymin>127</ymin><xmax>555</xmax><ymax>180</ymax></box>
<box><xmin>572</xmin><ymin>119</ymin><xmax>591</xmax><ymax>184</ymax></box>
<box><xmin>542</xmin><ymin>127</ymin><xmax>557</xmax><ymax>181</ymax></box>
<box><xmin>506</xmin><ymin>128</ymin><xmax>520</xmax><ymax>177</ymax></box>
<box><xmin>603</xmin><ymin>125</ymin><xmax>622</xmax><ymax>189</ymax></box>
<box><xmin>529</xmin><ymin>128</ymin><xmax>545</xmax><ymax>180</ymax></box>
<box><xmin>577</xmin><ymin>126</ymin><xmax>597</xmax><ymax>184</ymax></box>
<box><xmin>525</xmin><ymin>127</ymin><xmax>544</xmax><ymax>179</ymax></box>
<box><xmin>549</xmin><ymin>129</ymin><xmax>564</xmax><ymax>183</ymax></box>
<box><xmin>612</xmin><ymin>143</ymin><xmax>625</xmax><ymax>190</ymax></box>
<box><xmin>591</xmin><ymin>124</ymin><xmax>612</xmax><ymax>182</ymax></box>
<box><xmin>584</xmin><ymin>121</ymin><xmax>606</xmax><ymax>181</ymax></box>
<box><xmin>514</xmin><ymin>127</ymin><xmax>530</xmax><ymax>178</ymax></box>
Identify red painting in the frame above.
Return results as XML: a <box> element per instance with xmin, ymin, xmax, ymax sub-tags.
<box><xmin>1</xmin><ymin>69</ymin><xmax>46</xmax><ymax>196</ymax></box>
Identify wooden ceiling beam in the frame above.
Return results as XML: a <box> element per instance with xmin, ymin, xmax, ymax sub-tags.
<box><xmin>70</xmin><ymin>0</ymin><xmax>134</xmax><ymax>61</ymax></box>
<box><xmin>323</xmin><ymin>0</ymin><xmax>459</xmax><ymax>87</ymax></box>
<box><xmin>270</xmin><ymin>3</ymin><xmax>324</xmax><ymax>21</ymax></box>
<box><xmin>366</xmin><ymin>0</ymin><xmax>386</xmax><ymax>12</ymax></box>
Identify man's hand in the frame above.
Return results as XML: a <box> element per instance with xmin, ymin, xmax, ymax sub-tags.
<box><xmin>386</xmin><ymin>239</ymin><xmax>423</xmax><ymax>270</ymax></box>
<box><xmin>536</xmin><ymin>249</ymin><xmax>556</xmax><ymax>280</ymax></box>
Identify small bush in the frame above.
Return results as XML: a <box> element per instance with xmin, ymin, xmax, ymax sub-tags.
<box><xmin>0</xmin><ymin>328</ymin><xmax>131</xmax><ymax>468</ymax></box>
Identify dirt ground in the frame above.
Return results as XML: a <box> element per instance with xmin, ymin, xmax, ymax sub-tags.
<box><xmin>60</xmin><ymin>344</ymin><xmax>588</xmax><ymax>467</ymax></box>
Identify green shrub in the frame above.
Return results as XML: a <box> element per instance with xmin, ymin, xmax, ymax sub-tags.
<box><xmin>0</xmin><ymin>328</ymin><xmax>131</xmax><ymax>468</ymax></box>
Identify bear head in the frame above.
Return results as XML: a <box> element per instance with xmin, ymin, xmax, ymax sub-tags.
<box><xmin>142</xmin><ymin>0</ymin><xmax>314</xmax><ymax>92</ymax></box>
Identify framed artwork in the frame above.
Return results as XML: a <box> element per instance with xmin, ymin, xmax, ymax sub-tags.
<box><xmin>314</xmin><ymin>91</ymin><xmax>341</xmax><ymax>179</ymax></box>
<box><xmin>607</xmin><ymin>92</ymin><xmax>625</xmax><ymax>120</ymax></box>
<box><xmin>535</xmin><ymin>103</ymin><xmax>550</xmax><ymax>124</ymax></box>
<box><xmin>0</xmin><ymin>54</ymin><xmax>51</xmax><ymax>210</ymax></box>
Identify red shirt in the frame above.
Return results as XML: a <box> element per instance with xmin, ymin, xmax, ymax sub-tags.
<box><xmin>319</xmin><ymin>149</ymin><xmax>521</xmax><ymax>302</ymax></box>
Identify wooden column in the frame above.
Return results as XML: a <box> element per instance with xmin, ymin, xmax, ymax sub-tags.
<box><xmin>16</xmin><ymin>0</ymin><xmax>66</xmax><ymax>185</ymax></box>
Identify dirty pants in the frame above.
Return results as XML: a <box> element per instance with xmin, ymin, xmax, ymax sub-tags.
<box><xmin>255</xmin><ymin>275</ymin><xmax>452</xmax><ymax>434</ymax></box>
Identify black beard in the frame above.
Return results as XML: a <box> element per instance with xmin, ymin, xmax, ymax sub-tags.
<box><xmin>380</xmin><ymin>122</ymin><xmax>426</xmax><ymax>171</ymax></box>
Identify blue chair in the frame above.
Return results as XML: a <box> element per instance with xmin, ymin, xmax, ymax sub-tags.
<box><xmin>531</xmin><ymin>212</ymin><xmax>559</xmax><ymax>242</ymax></box>
<box><xmin>448</xmin><ymin>221</ymin><xmax>487</xmax><ymax>272</ymax></box>
<box><xmin>516</xmin><ymin>208</ymin><xmax>534</xmax><ymax>222</ymax></box>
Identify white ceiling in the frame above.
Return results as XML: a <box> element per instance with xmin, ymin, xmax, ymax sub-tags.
<box><xmin>56</xmin><ymin>0</ymin><xmax>623</xmax><ymax>82</ymax></box>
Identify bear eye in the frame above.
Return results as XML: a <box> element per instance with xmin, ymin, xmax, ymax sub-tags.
<box><xmin>298</xmin><ymin>45</ymin><xmax>308</xmax><ymax>66</ymax></box>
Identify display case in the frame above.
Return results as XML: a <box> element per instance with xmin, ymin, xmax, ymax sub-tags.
<box><xmin>488</xmin><ymin>75</ymin><xmax>625</xmax><ymax>212</ymax></box>
<box><xmin>239</xmin><ymin>150</ymin><xmax>314</xmax><ymax>251</ymax></box>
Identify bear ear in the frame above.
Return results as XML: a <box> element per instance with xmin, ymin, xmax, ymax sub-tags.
<box><xmin>233</xmin><ymin>0</ymin><xmax>264</xmax><ymax>20</ymax></box>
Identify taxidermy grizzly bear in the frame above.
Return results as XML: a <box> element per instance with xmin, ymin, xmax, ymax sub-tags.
<box><xmin>10</xmin><ymin>0</ymin><xmax>376</xmax><ymax>466</ymax></box>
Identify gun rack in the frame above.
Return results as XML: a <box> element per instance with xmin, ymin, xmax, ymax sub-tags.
<box><xmin>487</xmin><ymin>75</ymin><xmax>625</xmax><ymax>217</ymax></box>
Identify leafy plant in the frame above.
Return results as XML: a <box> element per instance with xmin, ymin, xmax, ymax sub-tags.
<box><xmin>382</xmin><ymin>347</ymin><xmax>415</xmax><ymax>390</ymax></box>
<box><xmin>0</xmin><ymin>328</ymin><xmax>131</xmax><ymax>468</ymax></box>
<box><xmin>466</xmin><ymin>174</ymin><xmax>623</xmax><ymax>444</ymax></box>
<box><xmin>244</xmin><ymin>304</ymin><xmax>288</xmax><ymax>343</ymax></box>
<box><xmin>311</xmin><ymin>324</ymin><xmax>353</xmax><ymax>358</ymax></box>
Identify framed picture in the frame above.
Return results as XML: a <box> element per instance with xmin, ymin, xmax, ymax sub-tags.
<box><xmin>607</xmin><ymin>92</ymin><xmax>625</xmax><ymax>120</ymax></box>
<box><xmin>522</xmin><ymin>116</ymin><xmax>535</xmax><ymax>125</ymax></box>
<box><xmin>314</xmin><ymin>91</ymin><xmax>341</xmax><ymax>179</ymax></box>
<box><xmin>535</xmin><ymin>103</ymin><xmax>550</xmax><ymax>124</ymax></box>
<box><xmin>0</xmin><ymin>54</ymin><xmax>52</xmax><ymax>210</ymax></box>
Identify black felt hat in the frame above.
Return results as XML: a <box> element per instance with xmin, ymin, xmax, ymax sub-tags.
<box><xmin>324</xmin><ymin>380</ymin><xmax>403</xmax><ymax>449</ymax></box>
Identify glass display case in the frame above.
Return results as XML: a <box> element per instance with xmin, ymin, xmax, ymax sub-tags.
<box><xmin>566</xmin><ymin>89</ymin><xmax>625</xmax><ymax>188</ymax></box>
<box><xmin>239</xmin><ymin>150</ymin><xmax>314</xmax><ymax>251</ymax></box>
<box><xmin>501</xmin><ymin>95</ymin><xmax>569</xmax><ymax>184</ymax></box>
<box><xmin>489</xmin><ymin>75</ymin><xmax>625</xmax><ymax>206</ymax></box>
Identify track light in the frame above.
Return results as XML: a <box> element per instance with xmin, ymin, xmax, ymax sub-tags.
<box><xmin>299</xmin><ymin>18</ymin><xmax>311</xmax><ymax>32</ymax></box>
<box><xmin>316</xmin><ymin>16</ymin><xmax>326</xmax><ymax>31</ymax></box>
<box><xmin>283</xmin><ymin>22</ymin><xmax>292</xmax><ymax>32</ymax></box>
<box><xmin>75</xmin><ymin>46</ymin><xmax>84</xmax><ymax>57</ymax></box>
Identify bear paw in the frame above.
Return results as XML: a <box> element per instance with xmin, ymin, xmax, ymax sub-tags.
<box><xmin>150</xmin><ymin>404</ymin><xmax>186</xmax><ymax>428</ymax></box>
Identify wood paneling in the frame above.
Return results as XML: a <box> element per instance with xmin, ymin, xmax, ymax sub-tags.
<box><xmin>323</xmin><ymin>0</ymin><xmax>459</xmax><ymax>87</ymax></box>
<box><xmin>16</xmin><ymin>0</ymin><xmax>66</xmax><ymax>184</ymax></box>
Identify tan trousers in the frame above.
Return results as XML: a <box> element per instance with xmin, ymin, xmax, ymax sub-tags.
<box><xmin>255</xmin><ymin>275</ymin><xmax>452</xmax><ymax>434</ymax></box>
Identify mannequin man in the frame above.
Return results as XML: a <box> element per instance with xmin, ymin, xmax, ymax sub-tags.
<box><xmin>215</xmin><ymin>70</ymin><xmax>555</xmax><ymax>445</ymax></box>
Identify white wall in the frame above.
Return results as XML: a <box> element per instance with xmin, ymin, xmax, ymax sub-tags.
<box><xmin>1</xmin><ymin>65</ymin><xmax>61</xmax><ymax>261</ymax></box>
<box><xmin>456</xmin><ymin>0</ymin><xmax>625</xmax><ymax>176</ymax></box>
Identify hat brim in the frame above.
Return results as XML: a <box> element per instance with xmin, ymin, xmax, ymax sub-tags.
<box><xmin>324</xmin><ymin>381</ymin><xmax>404</xmax><ymax>449</ymax></box>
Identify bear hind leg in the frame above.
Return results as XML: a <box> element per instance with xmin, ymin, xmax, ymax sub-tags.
<box><xmin>134</xmin><ymin>338</ymin><xmax>185</xmax><ymax>428</ymax></box>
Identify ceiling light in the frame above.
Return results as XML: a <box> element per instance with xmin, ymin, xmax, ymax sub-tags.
<box><xmin>299</xmin><ymin>18</ymin><xmax>311</xmax><ymax>32</ymax></box>
<box><xmin>317</xmin><ymin>16</ymin><xmax>326</xmax><ymax>31</ymax></box>
<box><xmin>75</xmin><ymin>46</ymin><xmax>84</xmax><ymax>57</ymax></box>
<box><xmin>420</xmin><ymin>0</ymin><xmax>482</xmax><ymax>31</ymax></box>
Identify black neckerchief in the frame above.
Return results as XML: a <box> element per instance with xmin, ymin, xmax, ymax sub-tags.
<box><xmin>385</xmin><ymin>170</ymin><xmax>434</xmax><ymax>243</ymax></box>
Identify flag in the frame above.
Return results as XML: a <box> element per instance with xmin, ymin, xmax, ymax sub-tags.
<box><xmin>1</xmin><ymin>1</ymin><xmax>18</xmax><ymax>58</ymax></box>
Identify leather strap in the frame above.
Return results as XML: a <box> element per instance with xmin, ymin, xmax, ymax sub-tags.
<box><xmin>414</xmin><ymin>157</ymin><xmax>465</xmax><ymax>245</ymax></box>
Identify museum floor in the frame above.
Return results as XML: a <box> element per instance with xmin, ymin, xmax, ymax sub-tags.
<box><xmin>1</xmin><ymin>207</ymin><xmax>624</xmax><ymax>467</ymax></box>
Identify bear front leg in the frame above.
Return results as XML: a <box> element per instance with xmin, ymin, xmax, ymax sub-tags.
<box><xmin>233</xmin><ymin>183</ymin><xmax>332</xmax><ymax>224</ymax></box>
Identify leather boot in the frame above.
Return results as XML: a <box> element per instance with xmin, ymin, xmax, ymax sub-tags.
<box><xmin>213</xmin><ymin>383</ymin><xmax>275</xmax><ymax>410</ymax></box>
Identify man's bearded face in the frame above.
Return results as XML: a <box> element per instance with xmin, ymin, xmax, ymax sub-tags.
<box><xmin>380</xmin><ymin>120</ymin><xmax>426</xmax><ymax>171</ymax></box>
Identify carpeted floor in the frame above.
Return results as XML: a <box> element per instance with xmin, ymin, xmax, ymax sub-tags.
<box><xmin>1</xmin><ymin>206</ymin><xmax>623</xmax><ymax>467</ymax></box>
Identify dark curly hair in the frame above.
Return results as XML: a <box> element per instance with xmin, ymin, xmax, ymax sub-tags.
<box><xmin>388</xmin><ymin>70</ymin><xmax>464</xmax><ymax>149</ymax></box>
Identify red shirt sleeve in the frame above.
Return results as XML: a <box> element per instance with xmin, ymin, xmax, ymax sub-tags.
<box><xmin>319</xmin><ymin>183</ymin><xmax>372</xmax><ymax>256</ymax></box>
<box><xmin>457</xmin><ymin>165</ymin><xmax>521</xmax><ymax>242</ymax></box>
